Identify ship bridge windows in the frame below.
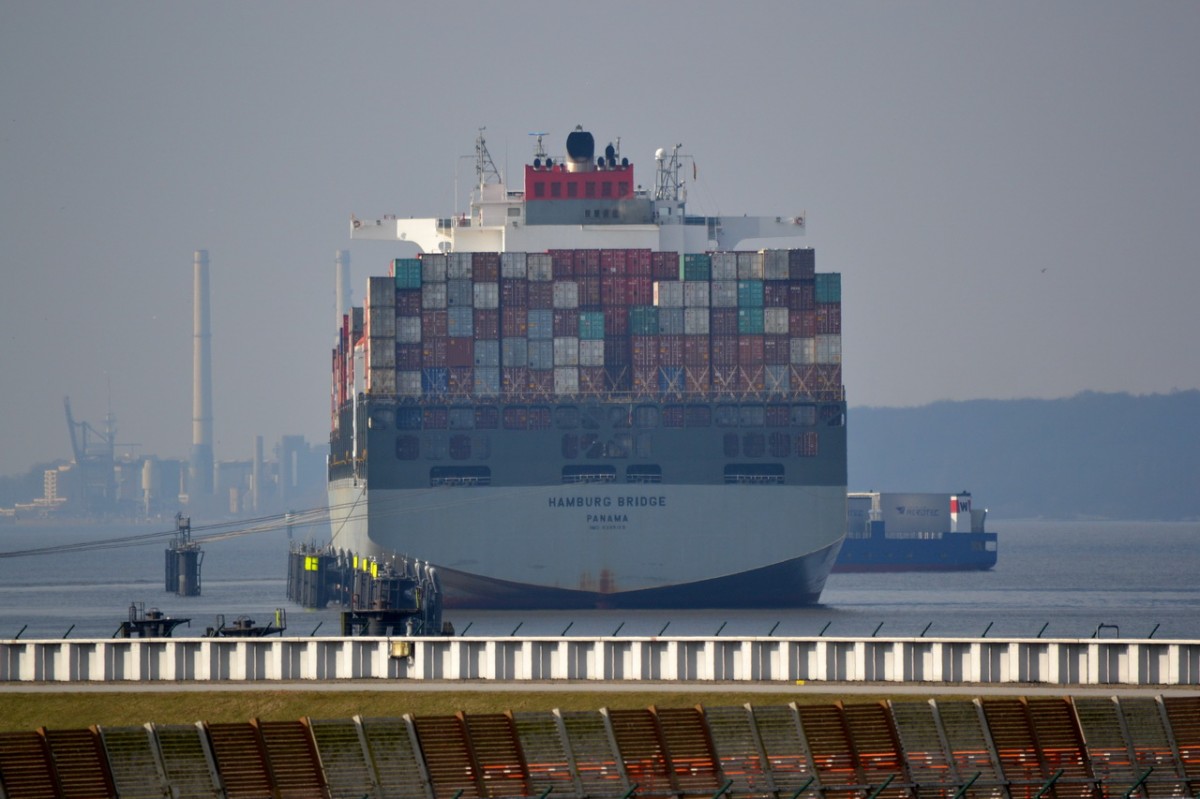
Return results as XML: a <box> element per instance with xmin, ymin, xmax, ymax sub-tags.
<box><xmin>626</xmin><ymin>465</ymin><xmax>662</xmax><ymax>484</ymax></box>
<box><xmin>562</xmin><ymin>465</ymin><xmax>617</xmax><ymax>484</ymax></box>
<box><xmin>430</xmin><ymin>466</ymin><xmax>491</xmax><ymax>487</ymax></box>
<box><xmin>724</xmin><ymin>464</ymin><xmax>785</xmax><ymax>485</ymax></box>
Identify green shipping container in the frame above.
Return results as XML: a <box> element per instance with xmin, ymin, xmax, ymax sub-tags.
<box><xmin>815</xmin><ymin>273</ymin><xmax>841</xmax><ymax>304</ymax></box>
<box><xmin>738</xmin><ymin>307</ymin><xmax>765</xmax><ymax>334</ymax></box>
<box><xmin>629</xmin><ymin>306</ymin><xmax>660</xmax><ymax>335</ymax></box>
<box><xmin>737</xmin><ymin>280</ymin><xmax>765</xmax><ymax>307</ymax></box>
<box><xmin>683</xmin><ymin>253</ymin><xmax>712</xmax><ymax>281</ymax></box>
<box><xmin>578</xmin><ymin>311</ymin><xmax>606</xmax><ymax>340</ymax></box>
<box><xmin>394</xmin><ymin>258</ymin><xmax>423</xmax><ymax>290</ymax></box>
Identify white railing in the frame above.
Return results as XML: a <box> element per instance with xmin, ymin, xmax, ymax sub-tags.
<box><xmin>1</xmin><ymin>635</ymin><xmax>1197</xmax><ymax>685</ymax></box>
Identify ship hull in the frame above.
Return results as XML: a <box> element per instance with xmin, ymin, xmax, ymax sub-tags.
<box><xmin>329</xmin><ymin>478</ymin><xmax>845</xmax><ymax>608</ymax></box>
<box><xmin>832</xmin><ymin>532</ymin><xmax>997</xmax><ymax>573</ymax></box>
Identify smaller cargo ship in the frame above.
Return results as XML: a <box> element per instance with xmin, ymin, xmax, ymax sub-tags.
<box><xmin>835</xmin><ymin>492</ymin><xmax>997</xmax><ymax>572</ymax></box>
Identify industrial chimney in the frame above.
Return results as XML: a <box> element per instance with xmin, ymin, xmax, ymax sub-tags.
<box><xmin>189</xmin><ymin>249</ymin><xmax>214</xmax><ymax>498</ymax></box>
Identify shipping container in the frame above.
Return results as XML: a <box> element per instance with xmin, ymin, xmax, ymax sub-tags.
<box><xmin>553</xmin><ymin>337</ymin><xmax>579</xmax><ymax>366</ymax></box>
<box><xmin>396</xmin><ymin>343</ymin><xmax>422</xmax><ymax>370</ymax></box>
<box><xmin>447</xmin><ymin>279</ymin><xmax>473</xmax><ymax>308</ymax></box>
<box><xmin>658</xmin><ymin>334</ymin><xmax>685</xmax><ymax>366</ymax></box>
<box><xmin>684</xmin><ymin>335</ymin><xmax>710</xmax><ymax>367</ymax></box>
<box><xmin>738</xmin><ymin>335</ymin><xmax>765</xmax><ymax>366</ymax></box>
<box><xmin>397</xmin><ymin>316</ymin><xmax>422</xmax><ymax>344</ymax></box>
<box><xmin>685</xmin><ymin>367</ymin><xmax>710</xmax><ymax>395</ymax></box>
<box><xmin>422</xmin><ymin>309</ymin><xmax>448</xmax><ymax>338</ymax></box>
<box><xmin>422</xmin><ymin>338</ymin><xmax>447</xmax><ymax>367</ymax></box>
<box><xmin>763</xmin><ymin>334</ymin><xmax>790</xmax><ymax>365</ymax></box>
<box><xmin>604</xmin><ymin>306</ymin><xmax>630</xmax><ymax>336</ymax></box>
<box><xmin>627</xmin><ymin>249</ymin><xmax>652</xmax><ymax>277</ymax></box>
<box><xmin>788</xmin><ymin>249</ymin><xmax>816</xmax><ymax>280</ymax></box>
<box><xmin>765</xmin><ymin>364</ymin><xmax>791</xmax><ymax>394</ymax></box>
<box><xmin>528</xmin><ymin>281</ymin><xmax>554</xmax><ymax>309</ymax></box>
<box><xmin>711</xmin><ymin>364</ymin><xmax>738</xmax><ymax>393</ymax></box>
<box><xmin>552</xmin><ymin>281</ymin><xmax>579</xmax><ymax>309</ymax></box>
<box><xmin>632</xmin><ymin>365</ymin><xmax>658</xmax><ymax>394</ymax></box>
<box><xmin>529</xmin><ymin>368</ymin><xmax>554</xmax><ymax>398</ymax></box>
<box><xmin>368</xmin><ymin>276</ymin><xmax>396</xmax><ymax>309</ymax></box>
<box><xmin>815</xmin><ymin>272</ymin><xmax>841</xmax><ymax>303</ymax></box>
<box><xmin>577</xmin><ymin>275</ymin><xmax>601</xmax><ymax>307</ymax></box>
<box><xmin>711</xmin><ymin>308</ymin><xmax>739</xmax><ymax>336</ymax></box>
<box><xmin>394</xmin><ymin>258</ymin><xmax>423</xmax><ymax>290</ymax></box>
<box><xmin>527</xmin><ymin>309</ymin><xmax>553</xmax><ymax>340</ymax></box>
<box><xmin>711</xmin><ymin>335</ymin><xmax>739</xmax><ymax>366</ymax></box>
<box><xmin>528</xmin><ymin>339</ymin><xmax>554</xmax><ymax>370</ymax></box>
<box><xmin>449</xmin><ymin>366</ymin><xmax>474</xmax><ymax>396</ymax></box>
<box><xmin>422</xmin><ymin>282</ymin><xmax>447</xmax><ymax>310</ymax></box>
<box><xmin>658</xmin><ymin>366</ymin><xmax>685</xmax><ymax>394</ymax></box>
<box><xmin>629</xmin><ymin>306</ymin><xmax>660</xmax><ymax>335</ymax></box>
<box><xmin>527</xmin><ymin>253</ymin><xmax>553</xmax><ymax>281</ymax></box>
<box><xmin>444</xmin><ymin>252</ymin><xmax>469</xmax><ymax>280</ymax></box>
<box><xmin>710</xmin><ymin>251</ymin><xmax>737</xmax><ymax>280</ymax></box>
<box><xmin>650</xmin><ymin>250</ymin><xmax>679</xmax><ymax>280</ymax></box>
<box><xmin>737</xmin><ymin>251</ymin><xmax>765</xmax><ymax>280</ymax></box>
<box><xmin>578</xmin><ymin>311</ymin><xmax>605</xmax><ymax>340</ymax></box>
<box><xmin>474</xmin><ymin>366</ymin><xmax>500</xmax><ymax>396</ymax></box>
<box><xmin>605</xmin><ymin>365</ymin><xmax>632</xmax><ymax>392</ymax></box>
<box><xmin>550</xmin><ymin>250</ymin><xmax>575</xmax><ymax>279</ymax></box>
<box><xmin>396</xmin><ymin>289</ymin><xmax>422</xmax><ymax>315</ymax></box>
<box><xmin>367</xmin><ymin>306</ymin><xmax>395</xmax><ymax>339</ymax></box>
<box><xmin>658</xmin><ymin>307</ymin><xmax>684</xmax><ymax>335</ymax></box>
<box><xmin>764</xmin><ymin>307</ymin><xmax>790</xmax><ymax>335</ymax></box>
<box><xmin>815</xmin><ymin>333</ymin><xmax>842</xmax><ymax>364</ymax></box>
<box><xmin>604</xmin><ymin>336</ymin><xmax>631</xmax><ymax>366</ymax></box>
<box><xmin>631</xmin><ymin>336</ymin><xmax>659</xmax><ymax>367</ymax></box>
<box><xmin>737</xmin><ymin>280</ymin><xmax>765</xmax><ymax>308</ymax></box>
<box><xmin>787</xmin><ymin>282</ymin><xmax>815</xmax><ymax>311</ymax></box>
<box><xmin>554</xmin><ymin>366</ymin><xmax>579</xmax><ymax>395</ymax></box>
<box><xmin>474</xmin><ymin>281</ymin><xmax>499</xmax><ymax>309</ymax></box>
<box><xmin>762</xmin><ymin>250</ymin><xmax>790</xmax><ymax>280</ymax></box>
<box><xmin>600</xmin><ymin>249</ymin><xmax>626</xmax><ymax>276</ymax></box>
<box><xmin>683</xmin><ymin>281</ymin><xmax>710</xmax><ymax>307</ymax></box>
<box><xmin>472</xmin><ymin>252</ymin><xmax>500</xmax><ymax>282</ymax></box>
<box><xmin>397</xmin><ymin>370</ymin><xmax>422</xmax><ymax>397</ymax></box>
<box><xmin>500</xmin><ymin>251</ymin><xmax>527</xmax><ymax>279</ymax></box>
<box><xmin>815</xmin><ymin>303</ymin><xmax>842</xmax><ymax>334</ymax></box>
<box><xmin>790</xmin><ymin>337</ymin><xmax>816</xmax><ymax>366</ymax></box>
<box><xmin>421</xmin><ymin>367</ymin><xmax>449</xmax><ymax>396</ymax></box>
<box><xmin>738</xmin><ymin>307</ymin><xmax>765</xmax><ymax>334</ymax></box>
<box><xmin>628</xmin><ymin>276</ymin><xmax>653</xmax><ymax>305</ymax></box>
<box><xmin>369</xmin><ymin>368</ymin><xmax>396</xmax><ymax>395</ymax></box>
<box><xmin>501</xmin><ymin>337</ymin><xmax>528</xmax><ymax>368</ymax></box>
<box><xmin>711</xmin><ymin>280</ymin><xmax>738</xmax><ymax>308</ymax></box>
<box><xmin>552</xmin><ymin>309</ymin><xmax>579</xmax><ymax>337</ymax></box>
<box><xmin>421</xmin><ymin>253</ymin><xmax>447</xmax><ymax>283</ymax></box>
<box><xmin>684</xmin><ymin>307</ymin><xmax>710</xmax><ymax>335</ymax></box>
<box><xmin>763</xmin><ymin>281</ymin><xmax>789</xmax><ymax>308</ymax></box>
<box><xmin>501</xmin><ymin>367</ymin><xmax>530</xmax><ymax>395</ymax></box>
<box><xmin>789</xmin><ymin>309</ymin><xmax>816</xmax><ymax>338</ymax></box>
<box><xmin>447</xmin><ymin>337</ymin><xmax>474</xmax><ymax>367</ymax></box>
<box><xmin>578</xmin><ymin>339</ymin><xmax>605</xmax><ymax>367</ymax></box>
<box><xmin>683</xmin><ymin>253</ymin><xmax>711</xmax><ymax>281</ymax></box>
<box><xmin>474</xmin><ymin>339</ymin><xmax>500</xmax><ymax>368</ymax></box>
<box><xmin>575</xmin><ymin>249</ymin><xmax>600</xmax><ymax>276</ymax></box>
<box><xmin>368</xmin><ymin>339</ymin><xmax>395</xmax><ymax>369</ymax></box>
<box><xmin>654</xmin><ymin>280</ymin><xmax>684</xmax><ymax>307</ymax></box>
<box><xmin>448</xmin><ymin>306</ymin><xmax>473</xmax><ymax>338</ymax></box>
<box><xmin>474</xmin><ymin>308</ymin><xmax>499</xmax><ymax>339</ymax></box>
<box><xmin>501</xmin><ymin>306</ymin><xmax>528</xmax><ymax>337</ymax></box>
<box><xmin>579</xmin><ymin>366</ymin><xmax>607</xmax><ymax>394</ymax></box>
<box><xmin>500</xmin><ymin>278</ymin><xmax>528</xmax><ymax>307</ymax></box>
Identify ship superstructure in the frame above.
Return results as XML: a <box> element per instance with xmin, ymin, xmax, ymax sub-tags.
<box><xmin>329</xmin><ymin>127</ymin><xmax>846</xmax><ymax>608</ymax></box>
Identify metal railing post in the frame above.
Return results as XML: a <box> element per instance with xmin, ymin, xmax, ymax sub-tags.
<box><xmin>1034</xmin><ymin>769</ymin><xmax>1064</xmax><ymax>799</ymax></box>
<box><xmin>1123</xmin><ymin>767</ymin><xmax>1153</xmax><ymax>798</ymax></box>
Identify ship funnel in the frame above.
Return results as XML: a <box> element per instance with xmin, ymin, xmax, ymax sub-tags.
<box><xmin>565</xmin><ymin>126</ymin><xmax>595</xmax><ymax>173</ymax></box>
<box><xmin>189</xmin><ymin>249</ymin><xmax>214</xmax><ymax>498</ymax></box>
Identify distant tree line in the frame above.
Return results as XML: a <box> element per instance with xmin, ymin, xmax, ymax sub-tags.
<box><xmin>848</xmin><ymin>390</ymin><xmax>1200</xmax><ymax>521</ymax></box>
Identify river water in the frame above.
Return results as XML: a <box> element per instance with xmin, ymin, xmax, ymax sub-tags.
<box><xmin>0</xmin><ymin>519</ymin><xmax>1196</xmax><ymax>641</ymax></box>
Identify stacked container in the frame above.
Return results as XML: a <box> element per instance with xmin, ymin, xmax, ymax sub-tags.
<box><xmin>340</xmin><ymin>246</ymin><xmax>840</xmax><ymax>411</ymax></box>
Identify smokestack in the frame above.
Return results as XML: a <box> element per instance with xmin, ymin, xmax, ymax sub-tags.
<box><xmin>335</xmin><ymin>250</ymin><xmax>351</xmax><ymax>333</ymax></box>
<box><xmin>189</xmin><ymin>249</ymin><xmax>214</xmax><ymax>498</ymax></box>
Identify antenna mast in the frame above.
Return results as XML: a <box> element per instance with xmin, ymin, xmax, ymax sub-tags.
<box><xmin>654</xmin><ymin>143</ymin><xmax>685</xmax><ymax>203</ymax></box>
<box><xmin>475</xmin><ymin>127</ymin><xmax>502</xmax><ymax>188</ymax></box>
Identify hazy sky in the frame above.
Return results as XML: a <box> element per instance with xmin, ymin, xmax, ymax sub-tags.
<box><xmin>2</xmin><ymin>2</ymin><xmax>1198</xmax><ymax>477</ymax></box>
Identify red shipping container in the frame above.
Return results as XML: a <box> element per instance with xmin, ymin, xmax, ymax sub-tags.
<box><xmin>605</xmin><ymin>336</ymin><xmax>631</xmax><ymax>366</ymax></box>
<box><xmin>763</xmin><ymin>281</ymin><xmax>790</xmax><ymax>308</ymax></box>
<box><xmin>552</xmin><ymin>309</ymin><xmax>579</xmax><ymax>337</ymax></box>
<box><xmin>577</xmin><ymin>275</ymin><xmax>601</xmax><ymax>308</ymax></box>
<box><xmin>788</xmin><ymin>282</ymin><xmax>816</xmax><ymax>311</ymax></box>
<box><xmin>789</xmin><ymin>309</ymin><xmax>817</xmax><ymax>338</ymax></box>
<box><xmin>575</xmin><ymin>249</ymin><xmax>601</xmax><ymax>276</ymax></box>
<box><xmin>631</xmin><ymin>335</ymin><xmax>659</xmax><ymax>367</ymax></box>
<box><xmin>651</xmin><ymin>251</ymin><xmax>678</xmax><ymax>280</ymax></box>
<box><xmin>550</xmin><ymin>250</ymin><xmax>575</xmax><ymax>278</ymax></box>
<box><xmin>711</xmin><ymin>308</ymin><xmax>739</xmax><ymax>336</ymax></box>
<box><xmin>422</xmin><ymin>310</ymin><xmax>448</xmax><ymax>339</ymax></box>
<box><xmin>474</xmin><ymin>309</ymin><xmax>500</xmax><ymax>339</ymax></box>
<box><xmin>627</xmin><ymin>276</ymin><xmax>653</xmax><ymax>305</ymax></box>
<box><xmin>605</xmin><ymin>365</ymin><xmax>632</xmax><ymax>392</ymax></box>
<box><xmin>739</xmin><ymin>335</ymin><xmax>765</xmax><ymax>367</ymax></box>
<box><xmin>528</xmin><ymin>282</ymin><xmax>554</xmax><ymax>309</ymax></box>
<box><xmin>711</xmin><ymin>335</ymin><xmax>739</xmax><ymax>366</ymax></box>
<box><xmin>422</xmin><ymin>338</ymin><xmax>447</xmax><ymax>367</ymax></box>
<box><xmin>600</xmin><ymin>274</ymin><xmax>621</xmax><ymax>306</ymax></box>
<box><xmin>738</xmin><ymin>364</ymin><xmax>766</xmax><ymax>392</ymax></box>
<box><xmin>604</xmin><ymin>305</ymin><xmax>630</xmax><ymax>335</ymax></box>
<box><xmin>711</xmin><ymin>364</ymin><xmax>739</xmax><ymax>394</ymax></box>
<box><xmin>632</xmin><ymin>365</ymin><xmax>658</xmax><ymax>394</ymax></box>
<box><xmin>472</xmin><ymin>252</ymin><xmax>500</xmax><ymax>282</ymax></box>
<box><xmin>658</xmin><ymin>334</ymin><xmax>685</xmax><ymax>366</ymax></box>
<box><xmin>501</xmin><ymin>307</ymin><xmax>528</xmax><ymax>337</ymax></box>
<box><xmin>500</xmin><ymin>278</ymin><xmax>528</xmax><ymax>307</ymax></box>
<box><xmin>764</xmin><ymin>334</ymin><xmax>790</xmax><ymax>365</ymax></box>
<box><xmin>816</xmin><ymin>303</ymin><xmax>842</xmax><ymax>334</ymax></box>
<box><xmin>684</xmin><ymin>335</ymin><xmax>710</xmax><ymax>367</ymax></box>
<box><xmin>527</xmin><ymin>369</ymin><xmax>554</xmax><ymax>399</ymax></box>
<box><xmin>600</xmin><ymin>249</ymin><xmax>626</xmax><ymax>275</ymax></box>
<box><xmin>446</xmin><ymin>337</ymin><xmax>474</xmax><ymax>367</ymax></box>
<box><xmin>627</xmin><ymin>249</ymin><xmax>652</xmax><ymax>277</ymax></box>
<box><xmin>685</xmin><ymin>367</ymin><xmax>710</xmax><ymax>394</ymax></box>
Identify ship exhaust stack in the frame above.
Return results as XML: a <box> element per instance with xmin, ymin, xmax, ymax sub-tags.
<box><xmin>335</xmin><ymin>250</ymin><xmax>351</xmax><ymax>334</ymax></box>
<box><xmin>189</xmin><ymin>249</ymin><xmax>214</xmax><ymax>498</ymax></box>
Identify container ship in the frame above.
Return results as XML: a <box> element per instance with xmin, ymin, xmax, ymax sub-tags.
<box><xmin>835</xmin><ymin>492</ymin><xmax>997</xmax><ymax>572</ymax></box>
<box><xmin>328</xmin><ymin>127</ymin><xmax>847</xmax><ymax>608</ymax></box>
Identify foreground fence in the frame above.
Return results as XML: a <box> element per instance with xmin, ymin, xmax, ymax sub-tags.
<box><xmin>0</xmin><ymin>697</ymin><xmax>1198</xmax><ymax>798</ymax></box>
<box><xmin>2</xmin><ymin>635</ymin><xmax>1200</xmax><ymax>685</ymax></box>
